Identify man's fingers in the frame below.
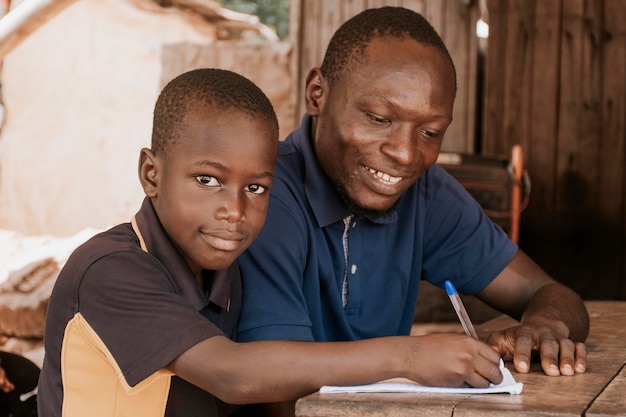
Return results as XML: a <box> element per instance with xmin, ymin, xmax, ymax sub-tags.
<box><xmin>489</xmin><ymin>326</ymin><xmax>588</xmax><ymax>377</ymax></box>
<box><xmin>486</xmin><ymin>330</ymin><xmax>514</xmax><ymax>360</ymax></box>
<box><xmin>539</xmin><ymin>339</ymin><xmax>587</xmax><ymax>376</ymax></box>
<box><xmin>512</xmin><ymin>331</ymin><xmax>534</xmax><ymax>373</ymax></box>
<box><xmin>537</xmin><ymin>337</ymin><xmax>561</xmax><ymax>376</ymax></box>
<box><xmin>556</xmin><ymin>339</ymin><xmax>576</xmax><ymax>375</ymax></box>
<box><xmin>574</xmin><ymin>342</ymin><xmax>587</xmax><ymax>373</ymax></box>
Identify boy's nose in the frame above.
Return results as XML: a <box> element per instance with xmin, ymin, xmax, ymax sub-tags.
<box><xmin>217</xmin><ymin>190</ymin><xmax>246</xmax><ymax>222</ymax></box>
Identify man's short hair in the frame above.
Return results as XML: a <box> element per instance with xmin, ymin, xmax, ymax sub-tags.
<box><xmin>151</xmin><ymin>68</ymin><xmax>279</xmax><ymax>156</ymax></box>
<box><xmin>320</xmin><ymin>6</ymin><xmax>456</xmax><ymax>88</ymax></box>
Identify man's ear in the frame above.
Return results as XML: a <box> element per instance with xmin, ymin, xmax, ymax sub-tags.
<box><xmin>138</xmin><ymin>147</ymin><xmax>159</xmax><ymax>198</ymax></box>
<box><xmin>304</xmin><ymin>67</ymin><xmax>325</xmax><ymax>116</ymax></box>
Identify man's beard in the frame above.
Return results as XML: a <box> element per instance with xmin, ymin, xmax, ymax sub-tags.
<box><xmin>334</xmin><ymin>183</ymin><xmax>399</xmax><ymax>219</ymax></box>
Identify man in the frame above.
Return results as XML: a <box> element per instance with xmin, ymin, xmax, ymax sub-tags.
<box><xmin>236</xmin><ymin>7</ymin><xmax>589</xmax><ymax>413</ymax></box>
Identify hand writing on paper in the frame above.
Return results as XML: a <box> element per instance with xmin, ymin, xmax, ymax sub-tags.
<box><xmin>407</xmin><ymin>333</ymin><xmax>504</xmax><ymax>388</ymax></box>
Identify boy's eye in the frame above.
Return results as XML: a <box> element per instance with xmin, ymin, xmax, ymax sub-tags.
<box><xmin>196</xmin><ymin>175</ymin><xmax>220</xmax><ymax>187</ymax></box>
<box><xmin>246</xmin><ymin>184</ymin><xmax>268</xmax><ymax>195</ymax></box>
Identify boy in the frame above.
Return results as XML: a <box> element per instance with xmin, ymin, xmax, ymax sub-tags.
<box><xmin>38</xmin><ymin>69</ymin><xmax>504</xmax><ymax>417</ymax></box>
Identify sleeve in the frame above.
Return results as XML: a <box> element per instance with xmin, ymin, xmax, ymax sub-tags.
<box><xmin>421</xmin><ymin>166</ymin><xmax>518</xmax><ymax>295</ymax></box>
<box><xmin>77</xmin><ymin>250</ymin><xmax>222</xmax><ymax>387</ymax></box>
<box><xmin>236</xmin><ymin>184</ymin><xmax>315</xmax><ymax>342</ymax></box>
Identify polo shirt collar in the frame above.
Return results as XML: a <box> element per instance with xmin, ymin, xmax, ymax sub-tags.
<box><xmin>293</xmin><ymin>114</ymin><xmax>398</xmax><ymax>227</ymax></box>
<box><xmin>133</xmin><ymin>197</ymin><xmax>232</xmax><ymax>311</ymax></box>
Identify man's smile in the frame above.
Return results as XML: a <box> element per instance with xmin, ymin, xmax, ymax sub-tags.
<box><xmin>363</xmin><ymin>165</ymin><xmax>403</xmax><ymax>185</ymax></box>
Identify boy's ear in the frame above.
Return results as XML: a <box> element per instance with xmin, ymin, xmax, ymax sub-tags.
<box><xmin>138</xmin><ymin>147</ymin><xmax>159</xmax><ymax>198</ymax></box>
<box><xmin>304</xmin><ymin>67</ymin><xmax>325</xmax><ymax>116</ymax></box>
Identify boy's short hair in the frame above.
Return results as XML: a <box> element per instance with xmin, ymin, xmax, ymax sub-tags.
<box><xmin>151</xmin><ymin>68</ymin><xmax>279</xmax><ymax>157</ymax></box>
<box><xmin>320</xmin><ymin>6</ymin><xmax>456</xmax><ymax>89</ymax></box>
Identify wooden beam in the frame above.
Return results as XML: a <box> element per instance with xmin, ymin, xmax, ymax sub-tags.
<box><xmin>0</xmin><ymin>0</ymin><xmax>78</xmax><ymax>60</ymax></box>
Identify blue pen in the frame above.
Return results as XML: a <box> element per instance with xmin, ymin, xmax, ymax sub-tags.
<box><xmin>444</xmin><ymin>280</ymin><xmax>478</xmax><ymax>339</ymax></box>
<box><xmin>445</xmin><ymin>280</ymin><xmax>507</xmax><ymax>371</ymax></box>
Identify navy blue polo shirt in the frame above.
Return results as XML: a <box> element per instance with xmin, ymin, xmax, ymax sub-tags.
<box><xmin>236</xmin><ymin>115</ymin><xmax>517</xmax><ymax>343</ymax></box>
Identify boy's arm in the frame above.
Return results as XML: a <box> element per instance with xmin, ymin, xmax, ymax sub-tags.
<box><xmin>478</xmin><ymin>250</ymin><xmax>589</xmax><ymax>376</ymax></box>
<box><xmin>167</xmin><ymin>332</ymin><xmax>504</xmax><ymax>405</ymax></box>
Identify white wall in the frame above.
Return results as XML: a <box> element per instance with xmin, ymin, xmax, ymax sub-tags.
<box><xmin>0</xmin><ymin>0</ymin><xmax>293</xmax><ymax>237</ymax></box>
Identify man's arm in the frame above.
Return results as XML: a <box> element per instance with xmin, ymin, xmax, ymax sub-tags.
<box><xmin>477</xmin><ymin>250</ymin><xmax>589</xmax><ymax>376</ymax></box>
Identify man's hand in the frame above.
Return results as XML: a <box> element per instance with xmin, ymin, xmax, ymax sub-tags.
<box><xmin>476</xmin><ymin>250</ymin><xmax>590</xmax><ymax>377</ymax></box>
<box><xmin>486</xmin><ymin>319</ymin><xmax>587</xmax><ymax>376</ymax></box>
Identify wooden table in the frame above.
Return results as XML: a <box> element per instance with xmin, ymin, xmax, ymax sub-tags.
<box><xmin>295</xmin><ymin>301</ymin><xmax>626</xmax><ymax>417</ymax></box>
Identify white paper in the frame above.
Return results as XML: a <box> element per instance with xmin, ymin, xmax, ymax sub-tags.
<box><xmin>320</xmin><ymin>361</ymin><xmax>523</xmax><ymax>395</ymax></box>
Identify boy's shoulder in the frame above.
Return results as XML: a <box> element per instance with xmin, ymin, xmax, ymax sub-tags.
<box><xmin>79</xmin><ymin>221</ymin><xmax>137</xmax><ymax>251</ymax></box>
<box><xmin>63</xmin><ymin>222</ymin><xmax>142</xmax><ymax>274</ymax></box>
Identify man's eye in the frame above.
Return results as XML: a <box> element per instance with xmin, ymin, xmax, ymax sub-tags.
<box><xmin>246</xmin><ymin>184</ymin><xmax>267</xmax><ymax>195</ymax></box>
<box><xmin>365</xmin><ymin>112</ymin><xmax>390</xmax><ymax>125</ymax></box>
<box><xmin>421</xmin><ymin>129</ymin><xmax>442</xmax><ymax>139</ymax></box>
<box><xmin>196</xmin><ymin>175</ymin><xmax>220</xmax><ymax>187</ymax></box>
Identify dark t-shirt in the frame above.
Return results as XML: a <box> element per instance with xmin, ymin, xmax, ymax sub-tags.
<box><xmin>38</xmin><ymin>198</ymin><xmax>241</xmax><ymax>417</ymax></box>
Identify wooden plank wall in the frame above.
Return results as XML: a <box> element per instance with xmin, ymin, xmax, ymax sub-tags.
<box><xmin>289</xmin><ymin>0</ymin><xmax>481</xmax><ymax>152</ymax></box>
<box><xmin>483</xmin><ymin>0</ymin><xmax>626</xmax><ymax>299</ymax></box>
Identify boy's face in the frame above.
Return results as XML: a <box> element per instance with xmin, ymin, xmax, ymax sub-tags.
<box><xmin>143</xmin><ymin>106</ymin><xmax>277</xmax><ymax>278</ymax></box>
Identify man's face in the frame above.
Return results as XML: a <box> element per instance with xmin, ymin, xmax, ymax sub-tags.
<box><xmin>310</xmin><ymin>37</ymin><xmax>456</xmax><ymax>214</ymax></box>
<box><xmin>149</xmin><ymin>108</ymin><xmax>277</xmax><ymax>277</ymax></box>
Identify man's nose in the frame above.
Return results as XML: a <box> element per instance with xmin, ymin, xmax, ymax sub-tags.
<box><xmin>380</xmin><ymin>126</ymin><xmax>415</xmax><ymax>166</ymax></box>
